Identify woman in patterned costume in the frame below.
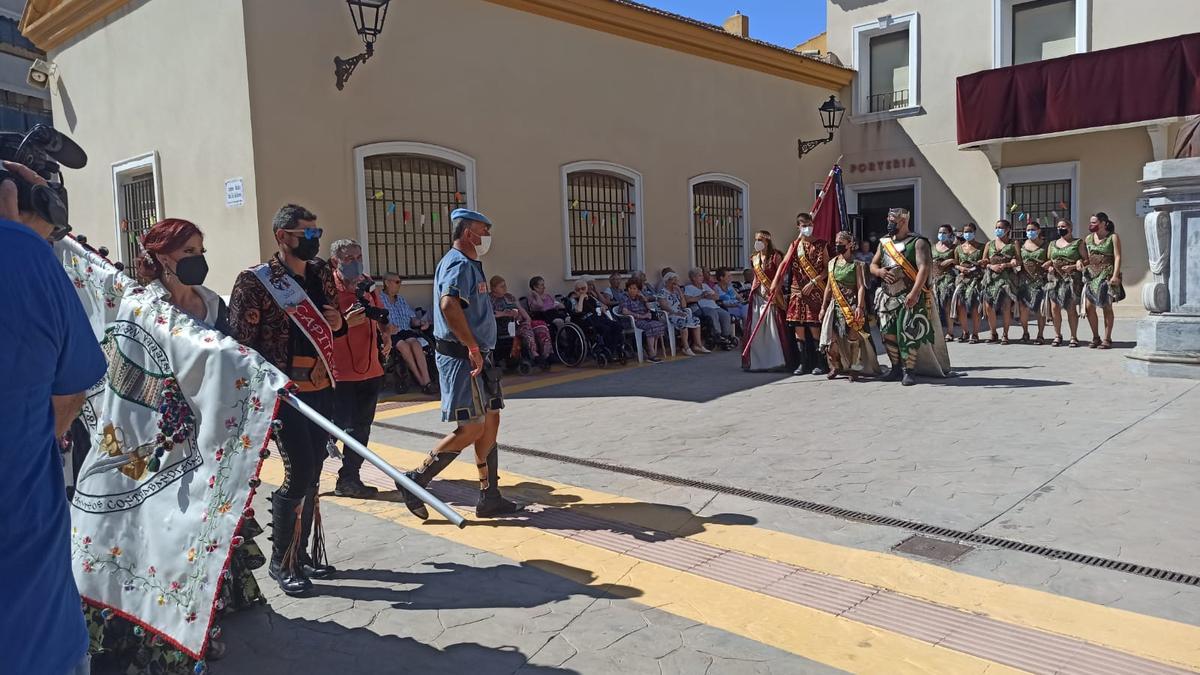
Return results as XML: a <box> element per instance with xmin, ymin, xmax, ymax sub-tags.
<box><xmin>1046</xmin><ymin>219</ymin><xmax>1089</xmax><ymax>347</ymax></box>
<box><xmin>786</xmin><ymin>213</ymin><xmax>829</xmax><ymax>375</ymax></box>
<box><xmin>87</xmin><ymin>220</ymin><xmax>265</xmax><ymax>674</ymax></box>
<box><xmin>981</xmin><ymin>219</ymin><xmax>1022</xmax><ymax>344</ymax></box>
<box><xmin>1017</xmin><ymin>221</ymin><xmax>1049</xmax><ymax>344</ymax></box>
<box><xmin>931</xmin><ymin>224</ymin><xmax>958</xmax><ymax>341</ymax></box>
<box><xmin>742</xmin><ymin>230</ymin><xmax>796</xmax><ymax>372</ymax></box>
<box><xmin>952</xmin><ymin>222</ymin><xmax>985</xmax><ymax>343</ymax></box>
<box><xmin>818</xmin><ymin>231</ymin><xmax>880</xmax><ymax>380</ymax></box>
<box><xmin>1083</xmin><ymin>212</ymin><xmax>1124</xmax><ymax>349</ymax></box>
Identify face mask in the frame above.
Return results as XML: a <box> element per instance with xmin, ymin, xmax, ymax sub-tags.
<box><xmin>1025</xmin><ymin>230</ymin><xmax>1039</xmax><ymax>240</ymax></box>
<box><xmin>338</xmin><ymin>260</ymin><xmax>363</xmax><ymax>280</ymax></box>
<box><xmin>834</xmin><ymin>243</ymin><xmax>847</xmax><ymax>254</ymax></box>
<box><xmin>799</xmin><ymin>226</ymin><xmax>813</xmax><ymax>238</ymax></box>
<box><xmin>962</xmin><ymin>232</ymin><xmax>976</xmax><ymax>241</ymax></box>
<box><xmin>1088</xmin><ymin>222</ymin><xmax>1100</xmax><ymax>233</ymax></box>
<box><xmin>292</xmin><ymin>236</ymin><xmax>320</xmax><ymax>261</ymax></box>
<box><xmin>753</xmin><ymin>240</ymin><xmax>766</xmax><ymax>252</ymax></box>
<box><xmin>171</xmin><ymin>254</ymin><xmax>209</xmax><ymax>286</ymax></box>
<box><xmin>885</xmin><ymin>221</ymin><xmax>898</xmax><ymax>235</ymax></box>
<box><xmin>938</xmin><ymin>233</ymin><xmax>952</xmax><ymax>243</ymax></box>
<box><xmin>1057</xmin><ymin>227</ymin><xmax>1071</xmax><ymax>237</ymax></box>
<box><xmin>994</xmin><ymin>228</ymin><xmax>1007</xmax><ymax>238</ymax></box>
<box><xmin>475</xmin><ymin>235</ymin><xmax>492</xmax><ymax>257</ymax></box>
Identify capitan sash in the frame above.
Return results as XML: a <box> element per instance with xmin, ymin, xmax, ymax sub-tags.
<box><xmin>251</xmin><ymin>263</ymin><xmax>339</xmax><ymax>385</ymax></box>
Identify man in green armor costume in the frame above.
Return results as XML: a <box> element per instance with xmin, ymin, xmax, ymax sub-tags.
<box><xmin>869</xmin><ymin>208</ymin><xmax>952</xmax><ymax>385</ymax></box>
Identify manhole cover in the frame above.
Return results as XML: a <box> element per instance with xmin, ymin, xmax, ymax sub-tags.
<box><xmin>894</xmin><ymin>535</ymin><xmax>974</xmax><ymax>563</ymax></box>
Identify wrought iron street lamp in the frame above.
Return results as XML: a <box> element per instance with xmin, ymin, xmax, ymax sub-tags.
<box><xmin>335</xmin><ymin>0</ymin><xmax>391</xmax><ymax>91</ymax></box>
<box><xmin>798</xmin><ymin>95</ymin><xmax>845</xmax><ymax>158</ymax></box>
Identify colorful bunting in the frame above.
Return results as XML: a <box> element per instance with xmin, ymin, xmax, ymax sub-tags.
<box><xmin>374</xmin><ymin>190</ymin><xmax>384</xmax><ymax>199</ymax></box>
<box><xmin>572</xmin><ymin>199</ymin><xmax>580</xmax><ymax>209</ymax></box>
<box><xmin>1009</xmin><ymin>203</ymin><xmax>1019</xmax><ymax>213</ymax></box>
<box><xmin>386</xmin><ymin>203</ymin><xmax>396</xmax><ymax>215</ymax></box>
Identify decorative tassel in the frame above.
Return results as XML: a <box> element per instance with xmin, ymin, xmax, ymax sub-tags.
<box><xmin>281</xmin><ymin>503</ymin><xmax>302</xmax><ymax>571</ymax></box>
<box><xmin>309</xmin><ymin>494</ymin><xmax>329</xmax><ymax>569</ymax></box>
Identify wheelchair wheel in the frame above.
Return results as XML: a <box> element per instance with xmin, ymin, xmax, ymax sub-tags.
<box><xmin>595</xmin><ymin>353</ymin><xmax>609</xmax><ymax>368</ymax></box>
<box><xmin>703</xmin><ymin>334</ymin><xmax>717</xmax><ymax>351</ymax></box>
<box><xmin>554</xmin><ymin>322</ymin><xmax>588</xmax><ymax>368</ymax></box>
<box><xmin>517</xmin><ymin>360</ymin><xmax>533</xmax><ymax>376</ymax></box>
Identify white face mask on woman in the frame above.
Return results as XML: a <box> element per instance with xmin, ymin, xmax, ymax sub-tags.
<box><xmin>754</xmin><ymin>240</ymin><xmax>767</xmax><ymax>252</ymax></box>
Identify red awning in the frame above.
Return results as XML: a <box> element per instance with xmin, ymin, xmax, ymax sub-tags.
<box><xmin>957</xmin><ymin>32</ymin><xmax>1200</xmax><ymax>147</ymax></box>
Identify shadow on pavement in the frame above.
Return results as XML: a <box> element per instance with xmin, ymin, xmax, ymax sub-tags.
<box><xmin>929</xmin><ymin>376</ymin><xmax>1069</xmax><ymax>388</ymax></box>
<box><xmin>425</xmin><ymin>478</ymin><xmax>758</xmax><ymax>542</ymax></box>
<box><xmin>319</xmin><ymin>559</ymin><xmax>642</xmax><ymax>609</ymax></box>
<box><xmin>218</xmin><ymin>607</ymin><xmax>579</xmax><ymax>675</ymax></box>
<box><xmin>501</xmin><ymin>353</ymin><xmax>791</xmax><ymax>404</ymax></box>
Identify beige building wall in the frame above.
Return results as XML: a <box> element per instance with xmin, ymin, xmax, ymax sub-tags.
<box><xmin>824</xmin><ymin>0</ymin><xmax>1200</xmax><ymax>305</ymax></box>
<box><xmin>42</xmin><ymin>0</ymin><xmax>261</xmax><ymax>294</ymax></box>
<box><xmin>240</xmin><ymin>0</ymin><xmax>842</xmax><ymax>304</ymax></box>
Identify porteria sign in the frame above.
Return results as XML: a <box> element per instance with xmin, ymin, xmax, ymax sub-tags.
<box><xmin>846</xmin><ymin>157</ymin><xmax>917</xmax><ymax>175</ymax></box>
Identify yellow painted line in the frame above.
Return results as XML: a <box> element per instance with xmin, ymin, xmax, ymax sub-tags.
<box><xmin>299</xmin><ymin>442</ymin><xmax>1200</xmax><ymax>671</ymax></box>
<box><xmin>258</xmin><ymin>458</ymin><xmax>1023</xmax><ymax>674</ymax></box>
<box><xmin>374</xmin><ymin>362</ymin><xmax>645</xmax><ymax>420</ymax></box>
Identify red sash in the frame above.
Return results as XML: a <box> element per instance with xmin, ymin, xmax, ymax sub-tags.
<box><xmin>252</xmin><ymin>263</ymin><xmax>339</xmax><ymax>386</ymax></box>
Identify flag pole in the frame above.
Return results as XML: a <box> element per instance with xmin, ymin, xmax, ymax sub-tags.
<box><xmin>742</xmin><ymin>163</ymin><xmax>840</xmax><ymax>359</ymax></box>
<box><xmin>277</xmin><ymin>389</ymin><xmax>467</xmax><ymax>528</ymax></box>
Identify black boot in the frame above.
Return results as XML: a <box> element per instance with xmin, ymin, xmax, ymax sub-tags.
<box><xmin>298</xmin><ymin>489</ymin><xmax>335</xmax><ymax>580</ymax></box>
<box><xmin>809</xmin><ymin>336</ymin><xmax>828</xmax><ymax>376</ymax></box>
<box><xmin>901</xmin><ymin>367</ymin><xmax>917</xmax><ymax>386</ymax></box>
<box><xmin>881</xmin><ymin>362</ymin><xmax>904</xmax><ymax>381</ymax></box>
<box><xmin>476</xmin><ymin>445</ymin><xmax>525</xmax><ymax>518</ymax></box>
<box><xmin>268</xmin><ymin>492</ymin><xmax>312</xmax><ymax>597</ymax></box>
<box><xmin>793</xmin><ymin>337</ymin><xmax>813</xmax><ymax>375</ymax></box>
<box><xmin>394</xmin><ymin>450</ymin><xmax>461</xmax><ymax>520</ymax></box>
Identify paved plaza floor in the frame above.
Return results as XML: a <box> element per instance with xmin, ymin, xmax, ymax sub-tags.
<box><xmin>220</xmin><ymin>317</ymin><xmax>1200</xmax><ymax>674</ymax></box>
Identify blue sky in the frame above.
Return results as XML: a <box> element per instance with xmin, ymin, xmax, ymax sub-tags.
<box><xmin>640</xmin><ymin>0</ymin><xmax>827</xmax><ymax>48</ymax></box>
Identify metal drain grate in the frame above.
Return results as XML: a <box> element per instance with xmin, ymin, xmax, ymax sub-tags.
<box><xmin>372</xmin><ymin>421</ymin><xmax>1200</xmax><ymax>588</ymax></box>
<box><xmin>894</xmin><ymin>535</ymin><xmax>974</xmax><ymax>563</ymax></box>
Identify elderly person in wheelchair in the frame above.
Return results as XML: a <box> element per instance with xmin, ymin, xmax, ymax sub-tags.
<box><xmin>379</xmin><ymin>272</ymin><xmax>436</xmax><ymax>394</ymax></box>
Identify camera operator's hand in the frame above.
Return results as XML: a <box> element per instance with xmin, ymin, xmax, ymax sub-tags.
<box><xmin>323</xmin><ymin>304</ymin><xmax>345</xmax><ymax>332</ymax></box>
<box><xmin>0</xmin><ymin>161</ymin><xmax>52</xmax><ymax>237</ymax></box>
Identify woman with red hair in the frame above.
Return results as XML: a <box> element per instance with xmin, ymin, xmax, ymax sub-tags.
<box><xmin>134</xmin><ymin>218</ymin><xmax>230</xmax><ymax>332</ymax></box>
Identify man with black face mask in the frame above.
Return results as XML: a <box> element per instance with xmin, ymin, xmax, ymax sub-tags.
<box><xmin>869</xmin><ymin>208</ymin><xmax>952</xmax><ymax>385</ymax></box>
<box><xmin>229</xmin><ymin>204</ymin><xmax>346</xmax><ymax>597</ymax></box>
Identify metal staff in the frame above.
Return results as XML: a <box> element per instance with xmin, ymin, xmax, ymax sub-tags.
<box><xmin>276</xmin><ymin>388</ymin><xmax>467</xmax><ymax>528</ymax></box>
<box><xmin>741</xmin><ymin>161</ymin><xmax>841</xmax><ymax>358</ymax></box>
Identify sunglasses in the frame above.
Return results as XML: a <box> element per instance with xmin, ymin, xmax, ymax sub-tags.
<box><xmin>283</xmin><ymin>227</ymin><xmax>323</xmax><ymax>240</ymax></box>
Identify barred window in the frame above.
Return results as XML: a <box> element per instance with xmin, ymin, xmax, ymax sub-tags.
<box><xmin>565</xmin><ymin>170</ymin><xmax>638</xmax><ymax>276</ymax></box>
<box><xmin>1006</xmin><ymin>179</ymin><xmax>1071</xmax><ymax>240</ymax></box>
<box><xmin>691</xmin><ymin>181</ymin><xmax>746</xmax><ymax>270</ymax></box>
<box><xmin>363</xmin><ymin>154</ymin><xmax>467</xmax><ymax>280</ymax></box>
<box><xmin>118</xmin><ymin>173</ymin><xmax>157</xmax><ymax>273</ymax></box>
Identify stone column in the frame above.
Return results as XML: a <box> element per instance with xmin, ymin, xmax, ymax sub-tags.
<box><xmin>1126</xmin><ymin>158</ymin><xmax>1200</xmax><ymax>379</ymax></box>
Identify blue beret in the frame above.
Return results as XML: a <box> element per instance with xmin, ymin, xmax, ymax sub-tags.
<box><xmin>450</xmin><ymin>208</ymin><xmax>492</xmax><ymax>226</ymax></box>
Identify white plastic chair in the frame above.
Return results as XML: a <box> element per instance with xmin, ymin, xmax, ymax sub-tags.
<box><xmin>610</xmin><ymin>309</ymin><xmax>645</xmax><ymax>362</ymax></box>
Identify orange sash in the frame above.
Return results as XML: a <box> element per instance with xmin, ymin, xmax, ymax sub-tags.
<box><xmin>795</xmin><ymin>241</ymin><xmax>826</xmax><ymax>292</ymax></box>
<box><xmin>828</xmin><ymin>262</ymin><xmax>865</xmax><ymax>334</ymax></box>
<box><xmin>881</xmin><ymin>238</ymin><xmax>928</xmax><ymax>298</ymax></box>
<box><xmin>753</xmin><ymin>254</ymin><xmax>787</xmax><ymax>309</ymax></box>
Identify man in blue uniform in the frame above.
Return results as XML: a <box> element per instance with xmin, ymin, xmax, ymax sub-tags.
<box><xmin>395</xmin><ymin>208</ymin><xmax>523</xmax><ymax>518</ymax></box>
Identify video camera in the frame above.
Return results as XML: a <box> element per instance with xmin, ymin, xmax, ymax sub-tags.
<box><xmin>0</xmin><ymin>124</ymin><xmax>87</xmax><ymax>241</ymax></box>
<box><xmin>354</xmin><ymin>278</ymin><xmax>391</xmax><ymax>325</ymax></box>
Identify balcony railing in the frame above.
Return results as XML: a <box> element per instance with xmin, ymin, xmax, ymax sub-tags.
<box><xmin>868</xmin><ymin>89</ymin><xmax>910</xmax><ymax>113</ymax></box>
